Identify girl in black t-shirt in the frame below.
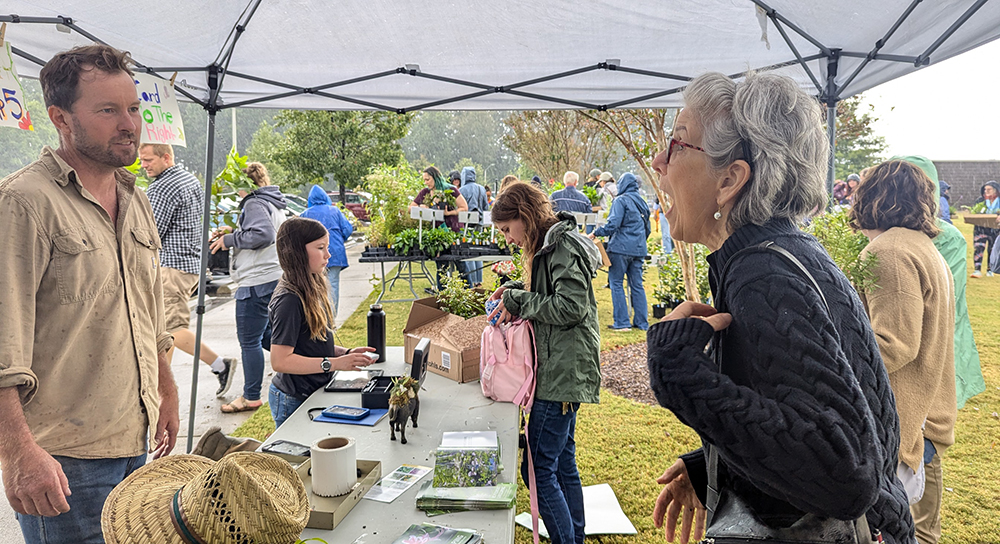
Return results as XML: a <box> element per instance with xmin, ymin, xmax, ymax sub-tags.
<box><xmin>268</xmin><ymin>217</ymin><xmax>375</xmax><ymax>428</ymax></box>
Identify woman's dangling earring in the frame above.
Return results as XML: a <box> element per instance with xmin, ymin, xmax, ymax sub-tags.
<box><xmin>714</xmin><ymin>207</ymin><xmax>722</xmax><ymax>221</ymax></box>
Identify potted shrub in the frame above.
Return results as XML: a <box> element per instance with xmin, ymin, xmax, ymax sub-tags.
<box><xmin>653</xmin><ymin>244</ymin><xmax>711</xmax><ymax>316</ymax></box>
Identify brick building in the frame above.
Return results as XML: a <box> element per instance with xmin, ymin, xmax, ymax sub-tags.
<box><xmin>933</xmin><ymin>161</ymin><xmax>1000</xmax><ymax>207</ymax></box>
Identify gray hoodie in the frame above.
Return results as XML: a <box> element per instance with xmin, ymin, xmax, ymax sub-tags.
<box><xmin>224</xmin><ymin>186</ymin><xmax>287</xmax><ymax>287</ymax></box>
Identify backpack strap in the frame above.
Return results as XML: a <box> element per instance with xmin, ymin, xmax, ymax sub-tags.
<box><xmin>705</xmin><ymin>241</ymin><xmax>829</xmax><ymax>524</ymax></box>
<box><xmin>523</xmin><ymin>406</ymin><xmax>541</xmax><ymax>544</ymax></box>
<box><xmin>513</xmin><ymin>320</ymin><xmax>537</xmax><ymax>410</ymax></box>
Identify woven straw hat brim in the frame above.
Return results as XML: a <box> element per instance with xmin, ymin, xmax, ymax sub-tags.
<box><xmin>102</xmin><ymin>454</ymin><xmax>214</xmax><ymax>544</ymax></box>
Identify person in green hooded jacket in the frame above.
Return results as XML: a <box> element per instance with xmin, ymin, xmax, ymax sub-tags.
<box><xmin>488</xmin><ymin>182</ymin><xmax>601</xmax><ymax>544</ymax></box>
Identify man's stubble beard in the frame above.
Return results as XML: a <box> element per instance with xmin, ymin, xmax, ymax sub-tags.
<box><xmin>71</xmin><ymin>116</ymin><xmax>137</xmax><ymax>169</ymax></box>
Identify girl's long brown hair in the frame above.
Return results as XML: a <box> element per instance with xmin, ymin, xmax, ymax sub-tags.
<box><xmin>490</xmin><ymin>182</ymin><xmax>559</xmax><ymax>290</ymax></box>
<box><xmin>276</xmin><ymin>218</ymin><xmax>333</xmax><ymax>341</ymax></box>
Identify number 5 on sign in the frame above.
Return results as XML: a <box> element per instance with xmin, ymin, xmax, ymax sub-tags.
<box><xmin>0</xmin><ymin>41</ymin><xmax>33</xmax><ymax>131</ymax></box>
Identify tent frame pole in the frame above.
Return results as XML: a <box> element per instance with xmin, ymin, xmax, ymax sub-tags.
<box><xmin>187</xmin><ymin>64</ymin><xmax>222</xmax><ymax>453</ymax></box>
<box><xmin>824</xmin><ymin>52</ymin><xmax>840</xmax><ymax>197</ymax></box>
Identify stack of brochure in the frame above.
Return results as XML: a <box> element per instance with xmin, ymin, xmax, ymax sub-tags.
<box><xmin>415</xmin><ymin>480</ymin><xmax>517</xmax><ymax>514</ymax></box>
<box><xmin>390</xmin><ymin>523</ymin><xmax>483</xmax><ymax>544</ymax></box>
<box><xmin>431</xmin><ymin>431</ymin><xmax>502</xmax><ymax>488</ymax></box>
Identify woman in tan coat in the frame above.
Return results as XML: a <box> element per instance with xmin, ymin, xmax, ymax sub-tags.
<box><xmin>851</xmin><ymin>160</ymin><xmax>957</xmax><ymax>544</ymax></box>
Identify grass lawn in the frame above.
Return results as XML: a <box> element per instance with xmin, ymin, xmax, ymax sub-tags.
<box><xmin>236</xmin><ymin>222</ymin><xmax>999</xmax><ymax>543</ymax></box>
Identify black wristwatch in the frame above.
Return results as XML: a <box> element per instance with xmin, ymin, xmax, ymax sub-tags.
<box><xmin>320</xmin><ymin>357</ymin><xmax>332</xmax><ymax>373</ymax></box>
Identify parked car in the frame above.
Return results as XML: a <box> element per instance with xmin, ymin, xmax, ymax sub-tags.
<box><xmin>327</xmin><ymin>190</ymin><xmax>371</xmax><ymax>222</ymax></box>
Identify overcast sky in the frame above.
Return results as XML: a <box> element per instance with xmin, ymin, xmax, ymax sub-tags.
<box><xmin>861</xmin><ymin>39</ymin><xmax>1000</xmax><ymax>161</ymax></box>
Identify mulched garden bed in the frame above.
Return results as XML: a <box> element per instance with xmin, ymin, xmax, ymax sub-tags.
<box><xmin>600</xmin><ymin>342</ymin><xmax>658</xmax><ymax>406</ymax></box>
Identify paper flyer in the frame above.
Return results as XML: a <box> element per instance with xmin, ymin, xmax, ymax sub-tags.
<box><xmin>363</xmin><ymin>464</ymin><xmax>432</xmax><ymax>503</ymax></box>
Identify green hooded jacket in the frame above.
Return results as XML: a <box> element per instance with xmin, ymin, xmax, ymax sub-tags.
<box><xmin>894</xmin><ymin>155</ymin><xmax>986</xmax><ymax>408</ymax></box>
<box><xmin>502</xmin><ymin>213</ymin><xmax>602</xmax><ymax>404</ymax></box>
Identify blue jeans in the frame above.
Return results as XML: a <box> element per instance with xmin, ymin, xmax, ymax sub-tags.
<box><xmin>235</xmin><ymin>282</ymin><xmax>275</xmax><ymax>401</ymax></box>
<box><xmin>269</xmin><ymin>382</ymin><xmax>306</xmax><ymax>429</ymax></box>
<box><xmin>465</xmin><ymin>260</ymin><xmax>483</xmax><ymax>286</ymax></box>
<box><xmin>660</xmin><ymin>212</ymin><xmax>673</xmax><ymax>254</ymax></box>
<box><xmin>17</xmin><ymin>453</ymin><xmax>147</xmax><ymax>544</ymax></box>
<box><xmin>521</xmin><ymin>399</ymin><xmax>585</xmax><ymax>544</ymax></box>
<box><xmin>608</xmin><ymin>252</ymin><xmax>648</xmax><ymax>330</ymax></box>
<box><xmin>326</xmin><ymin>266</ymin><xmax>343</xmax><ymax>317</ymax></box>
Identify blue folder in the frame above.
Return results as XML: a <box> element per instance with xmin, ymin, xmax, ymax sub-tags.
<box><xmin>311</xmin><ymin>408</ymin><xmax>388</xmax><ymax>426</ymax></box>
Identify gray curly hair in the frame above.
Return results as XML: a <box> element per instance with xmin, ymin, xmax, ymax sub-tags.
<box><xmin>682</xmin><ymin>72</ymin><xmax>828</xmax><ymax>230</ymax></box>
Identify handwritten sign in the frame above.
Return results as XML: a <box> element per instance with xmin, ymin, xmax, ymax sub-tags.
<box><xmin>133</xmin><ymin>73</ymin><xmax>186</xmax><ymax>147</ymax></box>
<box><xmin>0</xmin><ymin>42</ymin><xmax>34</xmax><ymax>131</ymax></box>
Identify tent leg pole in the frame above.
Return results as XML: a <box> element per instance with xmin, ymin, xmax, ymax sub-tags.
<box><xmin>187</xmin><ymin>109</ymin><xmax>218</xmax><ymax>453</ymax></box>
<box><xmin>826</xmin><ymin>100</ymin><xmax>836</xmax><ymax>197</ymax></box>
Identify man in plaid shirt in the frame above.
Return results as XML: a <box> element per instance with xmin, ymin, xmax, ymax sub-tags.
<box><xmin>140</xmin><ymin>143</ymin><xmax>237</xmax><ymax>397</ymax></box>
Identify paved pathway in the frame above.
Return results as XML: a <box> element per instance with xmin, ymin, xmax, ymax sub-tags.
<box><xmin>0</xmin><ymin>242</ymin><xmax>382</xmax><ymax>543</ymax></box>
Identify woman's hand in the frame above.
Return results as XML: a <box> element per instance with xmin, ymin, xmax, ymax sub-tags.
<box><xmin>487</xmin><ymin>297</ymin><xmax>516</xmax><ymax>325</ymax></box>
<box><xmin>333</xmin><ymin>350</ymin><xmax>376</xmax><ymax>371</ymax></box>
<box><xmin>488</xmin><ymin>286</ymin><xmax>507</xmax><ymax>301</ymax></box>
<box><xmin>661</xmin><ymin>301</ymin><xmax>732</xmax><ymax>332</ymax></box>
<box><xmin>209</xmin><ymin>236</ymin><xmax>228</xmax><ymax>254</ymax></box>
<box><xmin>652</xmin><ymin>459</ymin><xmax>706</xmax><ymax>544</ymax></box>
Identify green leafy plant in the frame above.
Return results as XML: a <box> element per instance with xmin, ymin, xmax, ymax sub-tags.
<box><xmin>212</xmin><ymin>146</ymin><xmax>258</xmax><ymax>229</ymax></box>
<box><xmin>581</xmin><ymin>184</ymin><xmax>599</xmax><ymax>205</ymax></box>
<box><xmin>365</xmin><ymin>164</ymin><xmax>421</xmax><ymax>247</ymax></box>
<box><xmin>425</xmin><ymin>187</ymin><xmax>457</xmax><ymax>210</ymax></box>
<box><xmin>124</xmin><ymin>157</ymin><xmax>151</xmax><ymax>190</ymax></box>
<box><xmin>421</xmin><ymin>227</ymin><xmax>458</xmax><ymax>257</ymax></box>
<box><xmin>963</xmin><ymin>201</ymin><xmax>990</xmax><ymax>214</ymax></box>
<box><xmin>391</xmin><ymin>228</ymin><xmax>421</xmax><ymax>255</ymax></box>
<box><xmin>654</xmin><ymin>245</ymin><xmax>710</xmax><ymax>306</ymax></box>
<box><xmin>801</xmin><ymin>209</ymin><xmax>878</xmax><ymax>292</ymax></box>
<box><xmin>437</xmin><ymin>272</ymin><xmax>489</xmax><ymax>319</ymax></box>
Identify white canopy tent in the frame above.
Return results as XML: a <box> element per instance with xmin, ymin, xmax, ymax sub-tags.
<box><xmin>4</xmin><ymin>0</ymin><xmax>999</xmax><ymax>451</ymax></box>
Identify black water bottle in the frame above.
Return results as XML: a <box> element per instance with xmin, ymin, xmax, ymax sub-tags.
<box><xmin>367</xmin><ymin>304</ymin><xmax>386</xmax><ymax>362</ymax></box>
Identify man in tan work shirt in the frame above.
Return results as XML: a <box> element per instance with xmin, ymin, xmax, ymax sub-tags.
<box><xmin>0</xmin><ymin>45</ymin><xmax>179</xmax><ymax>544</ymax></box>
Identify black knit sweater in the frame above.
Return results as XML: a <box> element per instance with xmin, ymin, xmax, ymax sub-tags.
<box><xmin>647</xmin><ymin>219</ymin><xmax>914</xmax><ymax>544</ymax></box>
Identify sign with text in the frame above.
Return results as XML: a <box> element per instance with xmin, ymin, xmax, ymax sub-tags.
<box><xmin>133</xmin><ymin>73</ymin><xmax>186</xmax><ymax>147</ymax></box>
<box><xmin>0</xmin><ymin>42</ymin><xmax>34</xmax><ymax>131</ymax></box>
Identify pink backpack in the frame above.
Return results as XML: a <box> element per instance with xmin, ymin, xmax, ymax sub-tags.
<box><xmin>480</xmin><ymin>319</ymin><xmax>537</xmax><ymax>410</ymax></box>
<box><xmin>480</xmin><ymin>318</ymin><xmax>542</xmax><ymax>544</ymax></box>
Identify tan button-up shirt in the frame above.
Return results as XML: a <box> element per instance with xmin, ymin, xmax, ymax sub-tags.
<box><xmin>0</xmin><ymin>147</ymin><xmax>173</xmax><ymax>459</ymax></box>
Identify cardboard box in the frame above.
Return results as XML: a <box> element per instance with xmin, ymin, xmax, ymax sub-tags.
<box><xmin>403</xmin><ymin>296</ymin><xmax>481</xmax><ymax>383</ymax></box>
<box><xmin>295</xmin><ymin>459</ymin><xmax>381</xmax><ymax>530</ymax></box>
<box><xmin>962</xmin><ymin>213</ymin><xmax>999</xmax><ymax>228</ymax></box>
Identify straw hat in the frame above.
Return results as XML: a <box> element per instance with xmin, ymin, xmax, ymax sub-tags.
<box><xmin>102</xmin><ymin>453</ymin><xmax>309</xmax><ymax>544</ymax></box>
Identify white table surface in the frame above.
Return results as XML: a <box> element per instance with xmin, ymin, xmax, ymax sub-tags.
<box><xmin>260</xmin><ymin>347</ymin><xmax>519</xmax><ymax>543</ymax></box>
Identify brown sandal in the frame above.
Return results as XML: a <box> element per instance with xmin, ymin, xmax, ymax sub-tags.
<box><xmin>221</xmin><ymin>396</ymin><xmax>262</xmax><ymax>414</ymax></box>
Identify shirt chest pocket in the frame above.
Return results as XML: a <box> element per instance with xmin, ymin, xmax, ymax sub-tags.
<box><xmin>51</xmin><ymin>228</ymin><xmax>119</xmax><ymax>304</ymax></box>
<box><xmin>129</xmin><ymin>227</ymin><xmax>162</xmax><ymax>292</ymax></box>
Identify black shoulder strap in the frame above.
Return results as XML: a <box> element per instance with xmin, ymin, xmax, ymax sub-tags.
<box><xmin>705</xmin><ymin>240</ymin><xmax>829</xmax><ymax>524</ymax></box>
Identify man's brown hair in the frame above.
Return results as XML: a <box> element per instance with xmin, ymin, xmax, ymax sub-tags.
<box><xmin>139</xmin><ymin>143</ymin><xmax>174</xmax><ymax>158</ymax></box>
<box><xmin>39</xmin><ymin>45</ymin><xmax>135</xmax><ymax>111</ymax></box>
<box><xmin>849</xmin><ymin>160</ymin><xmax>941</xmax><ymax>239</ymax></box>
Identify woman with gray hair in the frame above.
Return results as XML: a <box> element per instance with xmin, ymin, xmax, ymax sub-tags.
<box><xmin>646</xmin><ymin>72</ymin><xmax>913</xmax><ymax>544</ymax></box>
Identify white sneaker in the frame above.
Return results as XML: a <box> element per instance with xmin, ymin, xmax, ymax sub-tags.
<box><xmin>988</xmin><ymin>271</ymin><xmax>995</xmax><ymax>277</ymax></box>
